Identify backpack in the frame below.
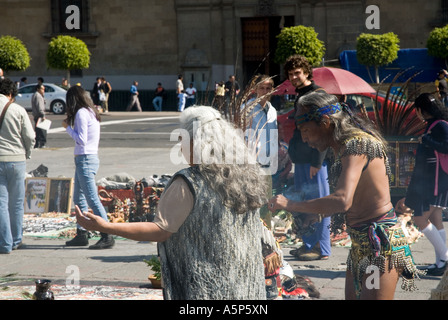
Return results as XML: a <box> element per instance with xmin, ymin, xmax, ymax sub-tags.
<box><xmin>428</xmin><ymin>120</ymin><xmax>448</xmax><ymax>195</ymax></box>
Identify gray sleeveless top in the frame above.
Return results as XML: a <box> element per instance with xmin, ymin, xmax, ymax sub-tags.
<box><xmin>158</xmin><ymin>166</ymin><xmax>266</xmax><ymax>300</ymax></box>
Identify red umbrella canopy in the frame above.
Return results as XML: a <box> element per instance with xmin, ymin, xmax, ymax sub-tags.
<box><xmin>312</xmin><ymin>67</ymin><xmax>376</xmax><ymax>95</ymax></box>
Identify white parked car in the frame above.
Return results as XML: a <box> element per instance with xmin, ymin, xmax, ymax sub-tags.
<box><xmin>15</xmin><ymin>83</ymin><xmax>67</xmax><ymax>114</ymax></box>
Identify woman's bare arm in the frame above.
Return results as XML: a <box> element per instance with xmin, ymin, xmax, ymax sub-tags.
<box><xmin>75</xmin><ymin>206</ymin><xmax>172</xmax><ymax>242</ymax></box>
<box><xmin>268</xmin><ymin>154</ymin><xmax>366</xmax><ymax>215</ymax></box>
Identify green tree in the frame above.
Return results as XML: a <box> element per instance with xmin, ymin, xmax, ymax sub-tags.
<box><xmin>274</xmin><ymin>25</ymin><xmax>325</xmax><ymax>66</ymax></box>
<box><xmin>356</xmin><ymin>32</ymin><xmax>400</xmax><ymax>83</ymax></box>
<box><xmin>427</xmin><ymin>24</ymin><xmax>448</xmax><ymax>68</ymax></box>
<box><xmin>0</xmin><ymin>36</ymin><xmax>30</xmax><ymax>74</ymax></box>
<box><xmin>46</xmin><ymin>35</ymin><xmax>91</xmax><ymax>84</ymax></box>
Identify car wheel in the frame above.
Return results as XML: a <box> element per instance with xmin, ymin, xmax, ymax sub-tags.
<box><xmin>51</xmin><ymin>100</ymin><xmax>66</xmax><ymax>114</ymax></box>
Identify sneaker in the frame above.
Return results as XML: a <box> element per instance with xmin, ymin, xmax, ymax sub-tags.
<box><xmin>290</xmin><ymin>246</ymin><xmax>307</xmax><ymax>257</ymax></box>
<box><xmin>65</xmin><ymin>229</ymin><xmax>89</xmax><ymax>246</ymax></box>
<box><xmin>425</xmin><ymin>261</ymin><xmax>447</xmax><ymax>276</ymax></box>
<box><xmin>296</xmin><ymin>250</ymin><xmax>321</xmax><ymax>261</ymax></box>
<box><xmin>89</xmin><ymin>233</ymin><xmax>115</xmax><ymax>250</ymax></box>
<box><xmin>12</xmin><ymin>242</ymin><xmax>23</xmax><ymax>250</ymax></box>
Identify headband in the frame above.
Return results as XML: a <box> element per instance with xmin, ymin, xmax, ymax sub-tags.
<box><xmin>295</xmin><ymin>103</ymin><xmax>342</xmax><ymax>126</ymax></box>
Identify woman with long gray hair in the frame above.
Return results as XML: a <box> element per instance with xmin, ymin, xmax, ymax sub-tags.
<box><xmin>75</xmin><ymin>105</ymin><xmax>268</xmax><ymax>299</ymax></box>
<box><xmin>269</xmin><ymin>91</ymin><xmax>424</xmax><ymax>299</ymax></box>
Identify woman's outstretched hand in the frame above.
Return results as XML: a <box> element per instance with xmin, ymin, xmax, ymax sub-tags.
<box><xmin>75</xmin><ymin>205</ymin><xmax>107</xmax><ymax>232</ymax></box>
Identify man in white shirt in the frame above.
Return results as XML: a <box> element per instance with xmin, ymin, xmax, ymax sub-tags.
<box><xmin>243</xmin><ymin>75</ymin><xmax>278</xmax><ymax>175</ymax></box>
<box><xmin>185</xmin><ymin>83</ymin><xmax>197</xmax><ymax>108</ymax></box>
<box><xmin>176</xmin><ymin>75</ymin><xmax>184</xmax><ymax>94</ymax></box>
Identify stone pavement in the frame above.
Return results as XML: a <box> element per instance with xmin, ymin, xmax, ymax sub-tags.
<box><xmin>1</xmin><ymin>111</ymin><xmax>446</xmax><ymax>300</ymax></box>
<box><xmin>0</xmin><ymin>223</ymin><xmax>446</xmax><ymax>300</ymax></box>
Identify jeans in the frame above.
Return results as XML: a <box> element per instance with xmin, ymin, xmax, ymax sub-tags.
<box><xmin>294</xmin><ymin>162</ymin><xmax>332</xmax><ymax>256</ymax></box>
<box><xmin>442</xmin><ymin>94</ymin><xmax>448</xmax><ymax>108</ymax></box>
<box><xmin>186</xmin><ymin>98</ymin><xmax>195</xmax><ymax>108</ymax></box>
<box><xmin>152</xmin><ymin>96</ymin><xmax>163</xmax><ymax>111</ymax></box>
<box><xmin>0</xmin><ymin>161</ymin><xmax>26</xmax><ymax>253</ymax></box>
<box><xmin>74</xmin><ymin>155</ymin><xmax>108</xmax><ymax>229</ymax></box>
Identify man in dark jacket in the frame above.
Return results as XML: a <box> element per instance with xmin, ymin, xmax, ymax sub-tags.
<box><xmin>284</xmin><ymin>55</ymin><xmax>331</xmax><ymax>261</ymax></box>
<box><xmin>31</xmin><ymin>84</ymin><xmax>46</xmax><ymax>148</ymax></box>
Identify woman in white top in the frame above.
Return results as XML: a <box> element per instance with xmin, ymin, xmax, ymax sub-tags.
<box><xmin>63</xmin><ymin>86</ymin><xmax>114</xmax><ymax>249</ymax></box>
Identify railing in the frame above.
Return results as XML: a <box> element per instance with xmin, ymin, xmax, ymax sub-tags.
<box><xmin>443</xmin><ymin>0</ymin><xmax>448</xmax><ymax>24</ymax></box>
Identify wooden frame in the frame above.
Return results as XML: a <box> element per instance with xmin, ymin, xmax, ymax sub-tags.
<box><xmin>24</xmin><ymin>178</ymin><xmax>49</xmax><ymax>214</ymax></box>
<box><xmin>24</xmin><ymin>177</ymin><xmax>74</xmax><ymax>214</ymax></box>
<box><xmin>46</xmin><ymin>178</ymin><xmax>74</xmax><ymax>214</ymax></box>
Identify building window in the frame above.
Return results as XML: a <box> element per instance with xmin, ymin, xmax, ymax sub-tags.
<box><xmin>51</xmin><ymin>0</ymin><xmax>90</xmax><ymax>34</ymax></box>
<box><xmin>443</xmin><ymin>0</ymin><xmax>448</xmax><ymax>24</ymax></box>
<box><xmin>70</xmin><ymin>69</ymin><xmax>83</xmax><ymax>78</ymax></box>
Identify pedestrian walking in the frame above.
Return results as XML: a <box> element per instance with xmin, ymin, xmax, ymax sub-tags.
<box><xmin>126</xmin><ymin>81</ymin><xmax>142</xmax><ymax>112</ymax></box>
<box><xmin>397</xmin><ymin>93</ymin><xmax>448</xmax><ymax>276</ymax></box>
<box><xmin>31</xmin><ymin>84</ymin><xmax>47</xmax><ymax>148</ymax></box>
<box><xmin>176</xmin><ymin>74</ymin><xmax>184</xmax><ymax>94</ymax></box>
<box><xmin>177</xmin><ymin>90</ymin><xmax>187</xmax><ymax>112</ymax></box>
<box><xmin>213</xmin><ymin>81</ymin><xmax>225</xmax><ymax>112</ymax></box>
<box><xmin>91</xmin><ymin>77</ymin><xmax>102</xmax><ymax>107</ymax></box>
<box><xmin>0</xmin><ymin>78</ymin><xmax>35</xmax><ymax>254</ymax></box>
<box><xmin>60</xmin><ymin>78</ymin><xmax>70</xmax><ymax>90</ymax></box>
<box><xmin>224</xmin><ymin>75</ymin><xmax>240</xmax><ymax>119</ymax></box>
<box><xmin>62</xmin><ymin>86</ymin><xmax>115</xmax><ymax>249</ymax></box>
<box><xmin>101</xmin><ymin>77</ymin><xmax>112</xmax><ymax>112</ymax></box>
<box><xmin>152</xmin><ymin>82</ymin><xmax>165</xmax><ymax>111</ymax></box>
<box><xmin>19</xmin><ymin>77</ymin><xmax>27</xmax><ymax>88</ymax></box>
<box><xmin>185</xmin><ymin>83</ymin><xmax>196</xmax><ymax>108</ymax></box>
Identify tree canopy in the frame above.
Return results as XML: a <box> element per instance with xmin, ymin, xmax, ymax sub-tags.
<box><xmin>427</xmin><ymin>24</ymin><xmax>448</xmax><ymax>68</ymax></box>
<box><xmin>356</xmin><ymin>32</ymin><xmax>400</xmax><ymax>83</ymax></box>
<box><xmin>274</xmin><ymin>25</ymin><xmax>325</xmax><ymax>66</ymax></box>
<box><xmin>46</xmin><ymin>35</ymin><xmax>90</xmax><ymax>71</ymax></box>
<box><xmin>0</xmin><ymin>35</ymin><xmax>31</xmax><ymax>72</ymax></box>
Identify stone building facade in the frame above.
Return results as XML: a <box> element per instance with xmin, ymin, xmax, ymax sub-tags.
<box><xmin>0</xmin><ymin>0</ymin><xmax>446</xmax><ymax>91</ymax></box>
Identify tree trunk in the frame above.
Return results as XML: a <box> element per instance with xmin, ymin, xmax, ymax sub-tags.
<box><xmin>375</xmin><ymin>66</ymin><xmax>380</xmax><ymax>84</ymax></box>
<box><xmin>66</xmin><ymin>70</ymin><xmax>71</xmax><ymax>87</ymax></box>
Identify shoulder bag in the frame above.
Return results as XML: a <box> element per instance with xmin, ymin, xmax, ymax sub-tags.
<box><xmin>0</xmin><ymin>100</ymin><xmax>13</xmax><ymax>132</ymax></box>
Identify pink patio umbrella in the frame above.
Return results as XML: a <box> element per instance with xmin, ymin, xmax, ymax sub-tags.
<box><xmin>273</xmin><ymin>67</ymin><xmax>375</xmax><ymax>95</ymax></box>
<box><xmin>312</xmin><ymin>67</ymin><xmax>376</xmax><ymax>95</ymax></box>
